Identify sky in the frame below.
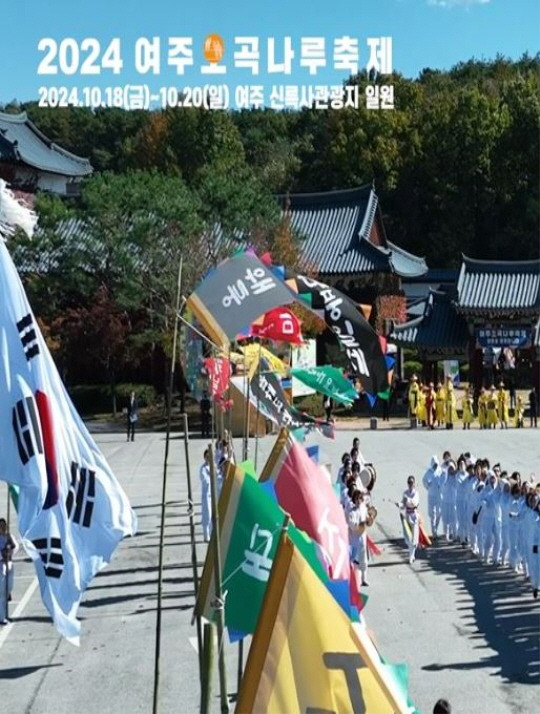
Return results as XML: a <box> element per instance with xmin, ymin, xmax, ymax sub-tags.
<box><xmin>0</xmin><ymin>0</ymin><xmax>538</xmax><ymax>107</ymax></box>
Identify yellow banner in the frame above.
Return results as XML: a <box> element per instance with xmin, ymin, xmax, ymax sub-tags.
<box><xmin>236</xmin><ymin>534</ymin><xmax>412</xmax><ymax>714</ymax></box>
<box><xmin>241</xmin><ymin>344</ymin><xmax>289</xmax><ymax>379</ymax></box>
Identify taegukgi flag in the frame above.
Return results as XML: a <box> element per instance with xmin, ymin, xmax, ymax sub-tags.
<box><xmin>0</xmin><ymin>181</ymin><xmax>137</xmax><ymax>644</ymax></box>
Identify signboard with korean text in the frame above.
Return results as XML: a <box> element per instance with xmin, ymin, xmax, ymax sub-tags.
<box><xmin>476</xmin><ymin>326</ymin><xmax>531</xmax><ymax>349</ymax></box>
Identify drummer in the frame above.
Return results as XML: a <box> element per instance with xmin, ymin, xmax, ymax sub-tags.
<box><xmin>348</xmin><ymin>490</ymin><xmax>369</xmax><ymax>586</ymax></box>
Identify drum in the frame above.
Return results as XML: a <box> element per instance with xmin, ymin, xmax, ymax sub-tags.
<box><xmin>358</xmin><ymin>467</ymin><xmax>371</xmax><ymax>490</ymax></box>
<box><xmin>366</xmin><ymin>464</ymin><xmax>377</xmax><ymax>492</ymax></box>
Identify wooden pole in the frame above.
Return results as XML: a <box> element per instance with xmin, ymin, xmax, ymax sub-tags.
<box><xmin>182</xmin><ymin>413</ymin><xmax>204</xmax><ymax>679</ymax></box>
<box><xmin>254</xmin><ymin>340</ymin><xmax>263</xmax><ymax>471</ymax></box>
<box><xmin>208</xmin><ymin>444</ymin><xmax>229</xmax><ymax>714</ymax></box>
<box><xmin>152</xmin><ymin>258</ymin><xmax>182</xmax><ymax>714</ymax></box>
<box><xmin>200</xmin><ymin>622</ymin><xmax>215</xmax><ymax>714</ymax></box>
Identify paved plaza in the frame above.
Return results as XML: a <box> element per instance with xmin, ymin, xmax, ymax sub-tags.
<box><xmin>1</xmin><ymin>424</ymin><xmax>539</xmax><ymax>713</ymax></box>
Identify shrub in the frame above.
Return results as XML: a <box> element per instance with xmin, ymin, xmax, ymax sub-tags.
<box><xmin>403</xmin><ymin>360</ymin><xmax>422</xmax><ymax>379</ymax></box>
<box><xmin>68</xmin><ymin>383</ymin><xmax>157</xmax><ymax>415</ymax></box>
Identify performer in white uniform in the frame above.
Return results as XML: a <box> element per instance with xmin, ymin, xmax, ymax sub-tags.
<box><xmin>401</xmin><ymin>476</ymin><xmax>420</xmax><ymax>564</ymax></box>
<box><xmin>199</xmin><ymin>450</ymin><xmax>213</xmax><ymax>542</ymax></box>
<box><xmin>423</xmin><ymin>456</ymin><xmax>442</xmax><ymax>539</ymax></box>
<box><xmin>348</xmin><ymin>490</ymin><xmax>369</xmax><ymax>586</ymax></box>
<box><xmin>441</xmin><ymin>461</ymin><xmax>458</xmax><ymax>541</ymax></box>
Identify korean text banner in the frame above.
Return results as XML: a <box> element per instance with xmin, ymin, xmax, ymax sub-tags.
<box><xmin>236</xmin><ymin>533</ymin><xmax>413</xmax><ymax>714</ymax></box>
<box><xmin>195</xmin><ymin>462</ymin><xmax>332</xmax><ymax>636</ymax></box>
<box><xmin>186</xmin><ymin>253</ymin><xmax>296</xmax><ymax>349</ymax></box>
<box><xmin>290</xmin><ymin>365</ymin><xmax>358</xmax><ymax>405</ymax></box>
<box><xmin>285</xmin><ymin>272</ymin><xmax>388</xmax><ymax>396</ymax></box>
<box><xmin>249</xmin><ymin>359</ymin><xmax>333</xmax><ymax>438</ymax></box>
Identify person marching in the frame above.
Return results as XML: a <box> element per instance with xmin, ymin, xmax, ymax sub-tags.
<box><xmin>497</xmin><ymin>382</ymin><xmax>509</xmax><ymax>429</ymax></box>
<box><xmin>444</xmin><ymin>376</ymin><xmax>458</xmax><ymax>430</ymax></box>
<box><xmin>514</xmin><ymin>394</ymin><xmax>524</xmax><ymax>428</ymax></box>
<box><xmin>408</xmin><ymin>375</ymin><xmax>420</xmax><ymax>427</ymax></box>
<box><xmin>0</xmin><ymin>517</ymin><xmax>19</xmax><ymax>625</ymax></box>
<box><xmin>423</xmin><ymin>456</ymin><xmax>442</xmax><ymax>540</ymax></box>
<box><xmin>441</xmin><ymin>461</ymin><xmax>458</xmax><ymax>542</ymax></box>
<box><xmin>425</xmin><ymin>382</ymin><xmax>436</xmax><ymax>430</ymax></box>
<box><xmin>417</xmin><ymin>382</ymin><xmax>427</xmax><ymax>427</ymax></box>
<box><xmin>348</xmin><ymin>490</ymin><xmax>369</xmax><ymax>586</ymax></box>
<box><xmin>401</xmin><ymin>476</ymin><xmax>420</xmax><ymax>563</ymax></box>
<box><xmin>486</xmin><ymin>387</ymin><xmax>499</xmax><ymax>429</ymax></box>
<box><xmin>478</xmin><ymin>387</ymin><xmax>488</xmax><ymax>429</ymax></box>
<box><xmin>199</xmin><ymin>450</ymin><xmax>212</xmax><ymax>542</ymax></box>
<box><xmin>435</xmin><ymin>382</ymin><xmax>446</xmax><ymax>428</ymax></box>
<box><xmin>461</xmin><ymin>388</ymin><xmax>474</xmax><ymax>430</ymax></box>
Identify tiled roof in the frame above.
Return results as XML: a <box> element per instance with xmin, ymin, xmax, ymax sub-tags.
<box><xmin>456</xmin><ymin>256</ymin><xmax>540</xmax><ymax>316</ymax></box>
<box><xmin>0</xmin><ymin>112</ymin><xmax>92</xmax><ymax>177</ymax></box>
<box><xmin>391</xmin><ymin>290</ymin><xmax>470</xmax><ymax>352</ymax></box>
<box><xmin>278</xmin><ymin>186</ymin><xmax>427</xmax><ymax>278</ymax></box>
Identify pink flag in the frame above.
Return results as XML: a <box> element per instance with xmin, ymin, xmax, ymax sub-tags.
<box><xmin>260</xmin><ymin>434</ymin><xmax>349</xmax><ymax>580</ymax></box>
<box><xmin>204</xmin><ymin>357</ymin><xmax>231</xmax><ymax>401</ymax></box>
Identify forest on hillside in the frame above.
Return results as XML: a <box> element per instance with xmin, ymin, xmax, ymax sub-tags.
<box><xmin>1</xmin><ymin>56</ymin><xmax>538</xmax><ymax>397</ymax></box>
<box><xmin>3</xmin><ymin>54</ymin><xmax>539</xmax><ymax>268</ymax></box>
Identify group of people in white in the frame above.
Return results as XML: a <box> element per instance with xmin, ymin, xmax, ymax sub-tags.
<box><xmin>199</xmin><ymin>432</ymin><xmax>235</xmax><ymax>542</ymax></box>
<box><xmin>337</xmin><ymin>437</ymin><xmax>377</xmax><ymax>588</ymax></box>
<box><xmin>422</xmin><ymin>451</ymin><xmax>540</xmax><ymax>598</ymax></box>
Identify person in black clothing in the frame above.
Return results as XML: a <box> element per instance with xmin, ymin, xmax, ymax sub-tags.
<box><xmin>126</xmin><ymin>391</ymin><xmax>139</xmax><ymax>442</ymax></box>
<box><xmin>529</xmin><ymin>387</ymin><xmax>538</xmax><ymax>428</ymax></box>
<box><xmin>200</xmin><ymin>390</ymin><xmax>211</xmax><ymax>438</ymax></box>
<box><xmin>323</xmin><ymin>395</ymin><xmax>334</xmax><ymax>421</ymax></box>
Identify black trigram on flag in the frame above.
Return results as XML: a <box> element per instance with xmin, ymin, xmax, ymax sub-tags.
<box><xmin>66</xmin><ymin>462</ymin><xmax>96</xmax><ymax>528</ymax></box>
<box><xmin>32</xmin><ymin>537</ymin><xmax>64</xmax><ymax>578</ymax></box>
<box><xmin>12</xmin><ymin>396</ymin><xmax>43</xmax><ymax>465</ymax></box>
<box><xmin>17</xmin><ymin>313</ymin><xmax>40</xmax><ymax>361</ymax></box>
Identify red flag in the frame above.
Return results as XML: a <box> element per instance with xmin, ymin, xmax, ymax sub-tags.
<box><xmin>204</xmin><ymin>357</ymin><xmax>231</xmax><ymax>400</ymax></box>
<box><xmin>260</xmin><ymin>432</ymin><xmax>362</xmax><ymax>610</ymax></box>
<box><xmin>251</xmin><ymin>307</ymin><xmax>304</xmax><ymax>344</ymax></box>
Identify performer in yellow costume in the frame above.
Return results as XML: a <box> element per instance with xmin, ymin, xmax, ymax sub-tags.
<box><xmin>444</xmin><ymin>376</ymin><xmax>458</xmax><ymax>429</ymax></box>
<box><xmin>478</xmin><ymin>387</ymin><xmax>487</xmax><ymax>429</ymax></box>
<box><xmin>408</xmin><ymin>375</ymin><xmax>420</xmax><ymax>420</ymax></box>
<box><xmin>435</xmin><ymin>382</ymin><xmax>445</xmax><ymax>427</ymax></box>
<box><xmin>497</xmin><ymin>382</ymin><xmax>509</xmax><ymax>429</ymax></box>
<box><xmin>514</xmin><ymin>394</ymin><xmax>524</xmax><ymax>428</ymax></box>
<box><xmin>486</xmin><ymin>386</ymin><xmax>499</xmax><ymax>428</ymax></box>
<box><xmin>417</xmin><ymin>382</ymin><xmax>427</xmax><ymax>425</ymax></box>
<box><xmin>461</xmin><ymin>388</ymin><xmax>474</xmax><ymax>429</ymax></box>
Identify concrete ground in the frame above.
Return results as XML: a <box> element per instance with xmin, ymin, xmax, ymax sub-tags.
<box><xmin>0</xmin><ymin>423</ymin><xmax>539</xmax><ymax>714</ymax></box>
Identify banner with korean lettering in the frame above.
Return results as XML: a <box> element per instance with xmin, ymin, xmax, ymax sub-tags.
<box><xmin>204</xmin><ymin>357</ymin><xmax>231</xmax><ymax>400</ymax></box>
<box><xmin>251</xmin><ymin>307</ymin><xmax>304</xmax><ymax>344</ymax></box>
<box><xmin>280</xmin><ymin>271</ymin><xmax>388</xmax><ymax>397</ymax></box>
<box><xmin>194</xmin><ymin>461</ymin><xmax>342</xmax><ymax>637</ymax></box>
<box><xmin>260</xmin><ymin>429</ymin><xmax>361</xmax><ymax>610</ymax></box>
<box><xmin>290</xmin><ymin>365</ymin><xmax>358</xmax><ymax>405</ymax></box>
<box><xmin>475</xmin><ymin>326</ymin><xmax>531</xmax><ymax>349</ymax></box>
<box><xmin>236</xmin><ymin>533</ymin><xmax>414</xmax><ymax>714</ymax></box>
<box><xmin>185</xmin><ymin>253</ymin><xmax>296</xmax><ymax>350</ymax></box>
<box><xmin>249</xmin><ymin>358</ymin><xmax>334</xmax><ymax>439</ymax></box>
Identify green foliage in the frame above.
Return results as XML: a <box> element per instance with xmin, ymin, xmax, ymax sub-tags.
<box><xmin>403</xmin><ymin>360</ymin><xmax>422</xmax><ymax>379</ymax></box>
<box><xmin>69</xmin><ymin>383</ymin><xmax>156</xmax><ymax>415</ymax></box>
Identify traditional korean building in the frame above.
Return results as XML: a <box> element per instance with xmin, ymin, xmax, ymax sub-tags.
<box><xmin>391</xmin><ymin>255</ymin><xmax>540</xmax><ymax>391</ymax></box>
<box><xmin>279</xmin><ymin>185</ymin><xmax>428</xmax><ymax>334</ymax></box>
<box><xmin>0</xmin><ymin>111</ymin><xmax>92</xmax><ymax>196</ymax></box>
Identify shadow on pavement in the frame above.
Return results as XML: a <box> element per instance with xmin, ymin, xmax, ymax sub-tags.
<box><xmin>419</xmin><ymin>542</ymin><xmax>540</xmax><ymax>684</ymax></box>
<box><xmin>0</xmin><ymin>664</ymin><xmax>63</xmax><ymax>679</ymax></box>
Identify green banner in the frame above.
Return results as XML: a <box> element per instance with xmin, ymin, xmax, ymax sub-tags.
<box><xmin>290</xmin><ymin>365</ymin><xmax>358</xmax><ymax>405</ymax></box>
<box><xmin>221</xmin><ymin>468</ymin><xmax>328</xmax><ymax>634</ymax></box>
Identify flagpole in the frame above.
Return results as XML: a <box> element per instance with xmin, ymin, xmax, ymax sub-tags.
<box><xmin>152</xmin><ymin>257</ymin><xmax>183</xmax><ymax>714</ymax></box>
<box><xmin>208</xmin><ymin>444</ymin><xmax>230</xmax><ymax>714</ymax></box>
<box><xmin>182</xmin><ymin>412</ymin><xmax>204</xmax><ymax>678</ymax></box>
<box><xmin>254</xmin><ymin>339</ymin><xmax>263</xmax><ymax>471</ymax></box>
<box><xmin>4</xmin><ymin>482</ymin><xmax>10</xmax><ymax>622</ymax></box>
